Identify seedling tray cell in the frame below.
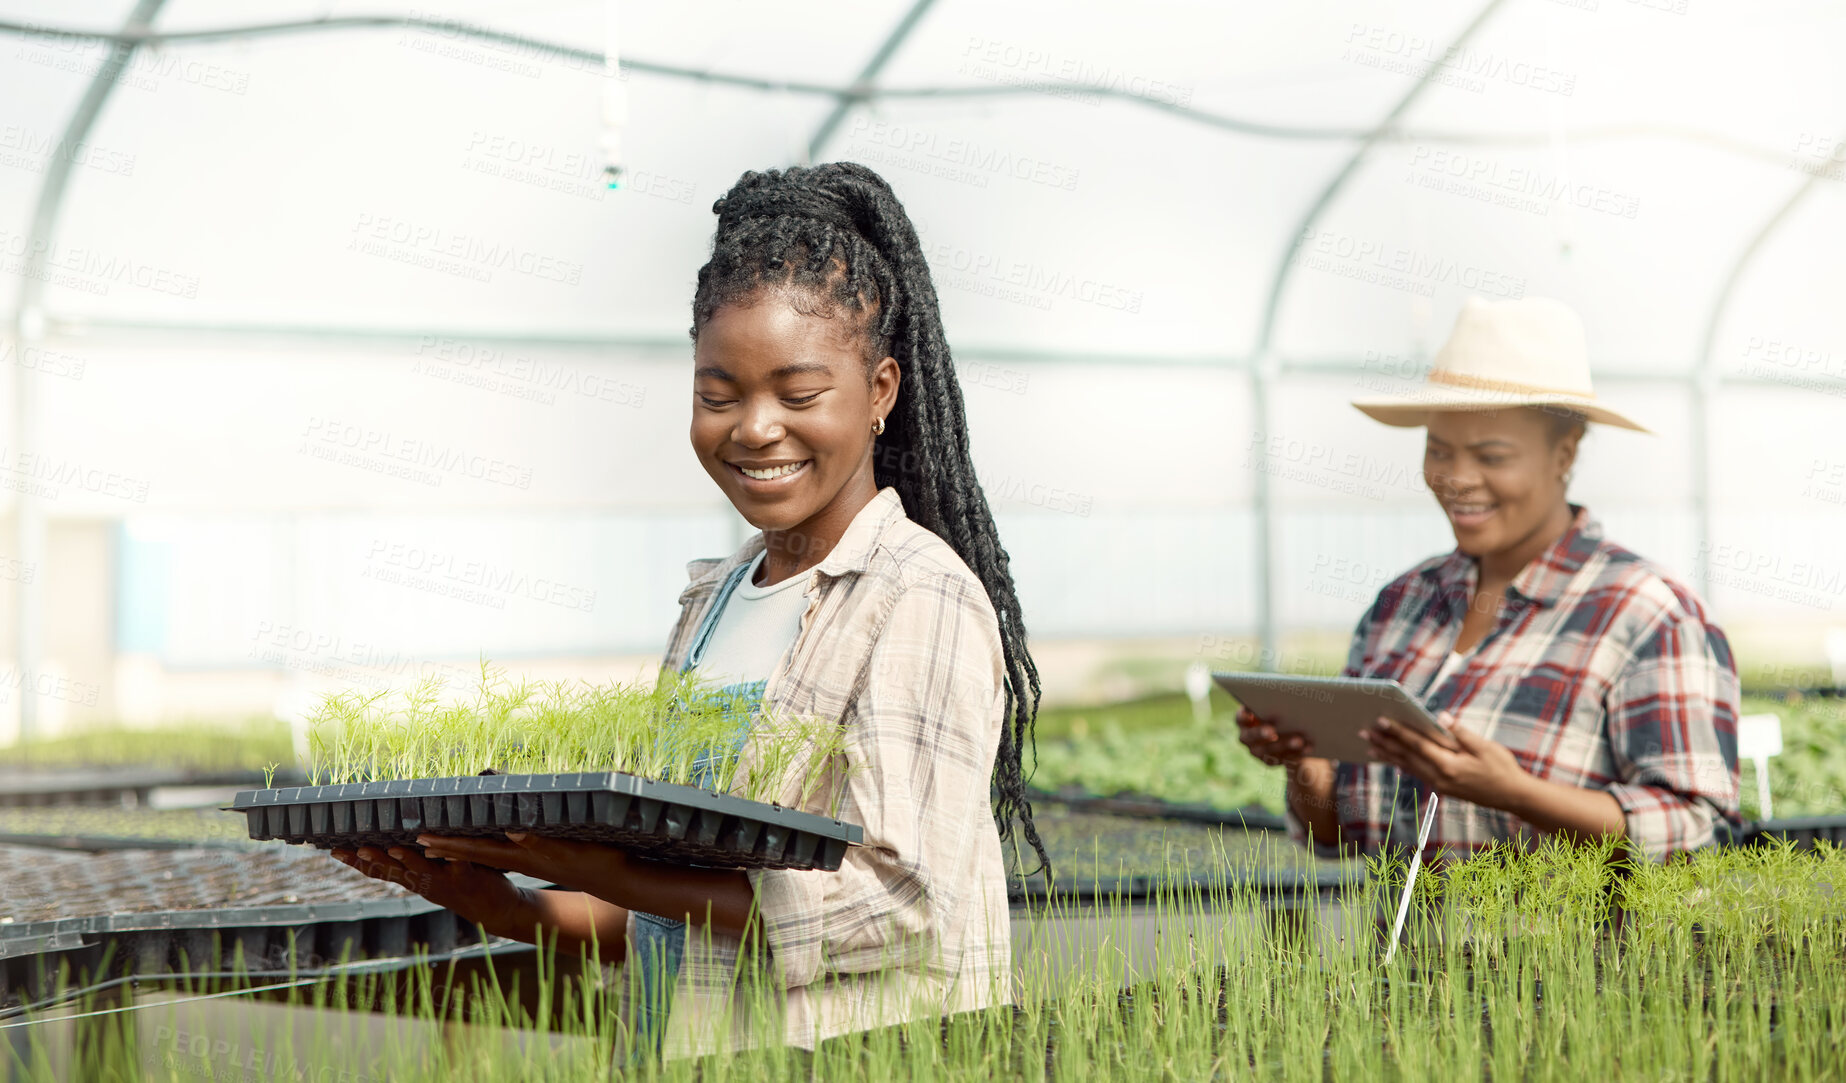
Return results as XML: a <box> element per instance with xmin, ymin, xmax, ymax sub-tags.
<box><xmin>231</xmin><ymin>772</ymin><xmax>862</xmax><ymax>872</ymax></box>
<box><xmin>692</xmin><ymin>808</ymin><xmax>723</xmax><ymax>849</ymax></box>
<box><xmin>724</xmin><ymin>817</ymin><xmax>762</xmax><ymax>854</ymax></box>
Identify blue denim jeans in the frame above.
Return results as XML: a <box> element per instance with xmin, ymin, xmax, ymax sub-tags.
<box><xmin>625</xmin><ymin>733</ymin><xmax>752</xmax><ymax>1054</ymax></box>
<box><xmin>627</xmin><ymin>558</ymin><xmax>759</xmax><ymax>1055</ymax></box>
<box><xmin>624</xmin><ymin>909</ymin><xmax>687</xmax><ymax>1052</ymax></box>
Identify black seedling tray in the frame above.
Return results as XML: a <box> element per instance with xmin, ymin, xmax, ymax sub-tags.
<box><xmin>0</xmin><ymin>832</ymin><xmax>262</xmax><ymax>852</ymax></box>
<box><xmin>0</xmin><ymin>766</ymin><xmax>308</xmax><ymax>808</ymax></box>
<box><xmin>1716</xmin><ymin>813</ymin><xmax>1846</xmax><ymax>852</ymax></box>
<box><xmin>0</xmin><ymin>896</ymin><xmax>482</xmax><ymax>1007</ymax></box>
<box><xmin>0</xmin><ymin>835</ymin><xmax>560</xmax><ymax>1007</ymax></box>
<box><xmin>1009</xmin><ymin>863</ymin><xmax>1361</xmax><ymax>906</ymax></box>
<box><xmin>232</xmin><ymin>772</ymin><xmax>862</xmax><ymax>872</ymax></box>
<box><xmin>0</xmin><ymin>806</ymin><xmax>262</xmax><ymax>853</ymax></box>
<box><xmin>1027</xmin><ymin>787</ymin><xmax>1287</xmax><ymax>831</ymax></box>
<box><xmin>0</xmin><ymin>767</ymin><xmax>183</xmax><ymax>808</ymax></box>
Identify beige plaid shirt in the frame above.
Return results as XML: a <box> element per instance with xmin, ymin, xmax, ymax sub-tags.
<box><xmin>638</xmin><ymin>486</ymin><xmax>1014</xmax><ymax>1056</ymax></box>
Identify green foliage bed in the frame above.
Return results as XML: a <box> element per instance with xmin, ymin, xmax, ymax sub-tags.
<box><xmin>1033</xmin><ymin>691</ymin><xmax>1846</xmax><ymax>819</ymax></box>
<box><xmin>4</xmin><ymin>718</ymin><xmax>295</xmax><ymax>775</ymax></box>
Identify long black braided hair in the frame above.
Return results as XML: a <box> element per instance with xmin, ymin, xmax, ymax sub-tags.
<box><xmin>689</xmin><ymin>162</ymin><xmax>1049</xmax><ymax>876</ymax></box>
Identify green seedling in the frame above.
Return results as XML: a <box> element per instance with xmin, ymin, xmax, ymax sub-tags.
<box><xmin>303</xmin><ymin>661</ymin><xmax>851</xmax><ymax>809</ymax></box>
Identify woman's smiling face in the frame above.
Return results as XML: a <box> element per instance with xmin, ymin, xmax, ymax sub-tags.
<box><xmin>1423</xmin><ymin>408</ymin><xmax>1579</xmax><ymax>558</ymax></box>
<box><xmin>691</xmin><ymin>292</ymin><xmax>899</xmax><ymax>533</ymax></box>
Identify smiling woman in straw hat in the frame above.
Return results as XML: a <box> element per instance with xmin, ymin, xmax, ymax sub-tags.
<box><xmin>1237</xmin><ymin>296</ymin><xmax>1741</xmax><ymax>862</ymax></box>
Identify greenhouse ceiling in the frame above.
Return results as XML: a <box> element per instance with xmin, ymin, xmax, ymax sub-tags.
<box><xmin>0</xmin><ymin>0</ymin><xmax>1839</xmax><ymax>370</ymax></box>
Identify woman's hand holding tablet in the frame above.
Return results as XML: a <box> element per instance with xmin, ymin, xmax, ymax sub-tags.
<box><xmin>1361</xmin><ymin>714</ymin><xmax>1537</xmax><ymax>812</ymax></box>
<box><xmin>1232</xmin><ymin>696</ymin><xmax>1342</xmax><ymax>849</ymax></box>
<box><xmin>1216</xmin><ymin>673</ymin><xmax>1457</xmax><ymax>765</ymax></box>
<box><xmin>1234</xmin><ymin>705</ymin><xmax>1325</xmax><ymax>768</ymax></box>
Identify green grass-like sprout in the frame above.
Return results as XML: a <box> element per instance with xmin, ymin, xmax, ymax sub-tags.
<box><xmin>303</xmin><ymin>662</ymin><xmax>850</xmax><ymax>812</ymax></box>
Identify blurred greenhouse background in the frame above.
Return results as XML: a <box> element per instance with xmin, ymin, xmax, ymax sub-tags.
<box><xmin>0</xmin><ymin>0</ymin><xmax>1844</xmax><ymax>743</ymax></box>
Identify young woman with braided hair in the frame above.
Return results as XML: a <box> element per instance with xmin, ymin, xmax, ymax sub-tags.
<box><xmin>333</xmin><ymin>162</ymin><xmax>1042</xmax><ymax>1058</ymax></box>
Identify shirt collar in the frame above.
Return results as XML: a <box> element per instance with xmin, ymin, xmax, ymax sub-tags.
<box><xmin>813</xmin><ymin>485</ymin><xmax>908</xmax><ymax>578</ymax></box>
<box><xmin>677</xmin><ymin>486</ymin><xmax>908</xmax><ymax>603</ymax></box>
<box><xmin>1427</xmin><ymin>504</ymin><xmax>1601</xmax><ymax>609</ymax></box>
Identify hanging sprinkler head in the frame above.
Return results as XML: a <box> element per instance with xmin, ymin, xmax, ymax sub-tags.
<box><xmin>601</xmin><ymin>0</ymin><xmax>626</xmax><ymax>190</ymax></box>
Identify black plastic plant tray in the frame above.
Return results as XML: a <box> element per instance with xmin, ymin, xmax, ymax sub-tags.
<box><xmin>0</xmin><ymin>898</ymin><xmax>492</xmax><ymax>1008</ymax></box>
<box><xmin>232</xmin><ymin>772</ymin><xmax>863</xmax><ymax>872</ymax></box>
<box><xmin>0</xmin><ymin>832</ymin><xmax>262</xmax><ymax>853</ymax></box>
<box><xmin>1009</xmin><ymin>864</ymin><xmax>1362</xmax><ymax>906</ymax></box>
<box><xmin>0</xmin><ymin>841</ymin><xmax>561</xmax><ymax>1007</ymax></box>
<box><xmin>0</xmin><ymin>894</ymin><xmax>461</xmax><ymax>965</ymax></box>
<box><xmin>1027</xmin><ymin>787</ymin><xmax>1288</xmax><ymax>831</ymax></box>
<box><xmin>0</xmin><ymin>806</ymin><xmax>264</xmax><ymax>853</ymax></box>
<box><xmin>0</xmin><ymin>766</ymin><xmax>309</xmax><ymax>808</ymax></box>
<box><xmin>1717</xmin><ymin>813</ymin><xmax>1846</xmax><ymax>851</ymax></box>
<box><xmin>0</xmin><ymin>767</ymin><xmax>178</xmax><ymax>808</ymax></box>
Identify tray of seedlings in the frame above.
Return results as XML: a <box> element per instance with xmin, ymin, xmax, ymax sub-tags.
<box><xmin>1009</xmin><ymin>805</ymin><xmax>1361</xmax><ymax>905</ymax></box>
<box><xmin>231</xmin><ymin>668</ymin><xmax>862</xmax><ymax>872</ymax></box>
<box><xmin>0</xmin><ymin>805</ymin><xmax>260</xmax><ymax>852</ymax></box>
<box><xmin>0</xmin><ymin>718</ymin><xmax>307</xmax><ymax>808</ymax></box>
<box><xmin>0</xmin><ymin>841</ymin><xmax>551</xmax><ymax>1008</ymax></box>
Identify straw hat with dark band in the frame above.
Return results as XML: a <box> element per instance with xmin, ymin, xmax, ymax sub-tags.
<box><xmin>1351</xmin><ymin>296</ymin><xmax>1650</xmax><ymax>433</ymax></box>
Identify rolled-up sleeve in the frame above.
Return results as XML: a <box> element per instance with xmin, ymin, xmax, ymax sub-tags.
<box><xmin>1283</xmin><ymin>801</ymin><xmax>1326</xmax><ymax>857</ymax></box>
<box><xmin>1284</xmin><ymin>766</ymin><xmax>1367</xmax><ymax>861</ymax></box>
<box><xmin>746</xmin><ymin>571</ymin><xmax>1002</xmax><ymax>990</ymax></box>
<box><xmin>1603</xmin><ymin>609</ymin><xmax>1741</xmax><ymax>860</ymax></box>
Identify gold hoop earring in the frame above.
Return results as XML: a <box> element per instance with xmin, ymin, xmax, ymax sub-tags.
<box><xmin>872</xmin><ymin>417</ymin><xmax>885</xmax><ymax>436</ymax></box>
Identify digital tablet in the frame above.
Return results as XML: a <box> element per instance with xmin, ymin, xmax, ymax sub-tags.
<box><xmin>1212</xmin><ymin>672</ymin><xmax>1457</xmax><ymax>764</ymax></box>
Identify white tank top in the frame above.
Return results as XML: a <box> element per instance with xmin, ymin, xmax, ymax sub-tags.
<box><xmin>692</xmin><ymin>550</ymin><xmax>812</xmax><ymax>690</ymax></box>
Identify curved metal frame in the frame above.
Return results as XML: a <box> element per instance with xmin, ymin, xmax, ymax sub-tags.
<box><xmin>1688</xmin><ymin>153</ymin><xmax>1843</xmax><ymax>602</ymax></box>
<box><xmin>1246</xmin><ymin>0</ymin><xmax>1511</xmax><ymax>669</ymax></box>
<box><xmin>9</xmin><ymin>0</ymin><xmax>169</xmax><ymax>742</ymax></box>
<box><xmin>0</xmin><ymin>16</ymin><xmax>1810</xmax><ymax>160</ymax></box>
<box><xmin>805</xmin><ymin>0</ymin><xmax>941</xmax><ymax>162</ymax></box>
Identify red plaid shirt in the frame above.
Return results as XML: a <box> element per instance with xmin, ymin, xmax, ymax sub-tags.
<box><xmin>1286</xmin><ymin>505</ymin><xmax>1741</xmax><ymax>861</ymax></box>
